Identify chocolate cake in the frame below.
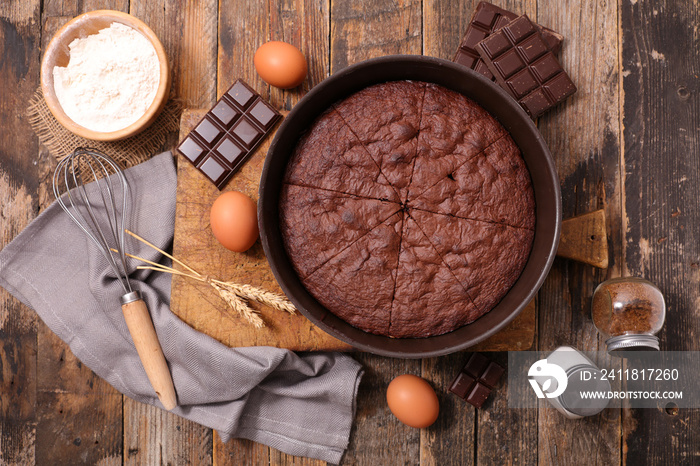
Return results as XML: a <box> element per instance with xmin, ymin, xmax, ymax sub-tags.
<box><xmin>280</xmin><ymin>81</ymin><xmax>535</xmax><ymax>338</ymax></box>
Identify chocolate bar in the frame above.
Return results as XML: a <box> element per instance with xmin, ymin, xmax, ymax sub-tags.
<box><xmin>476</xmin><ymin>15</ymin><xmax>576</xmax><ymax>118</ymax></box>
<box><xmin>177</xmin><ymin>80</ymin><xmax>281</xmax><ymax>189</ymax></box>
<box><xmin>449</xmin><ymin>353</ymin><xmax>505</xmax><ymax>408</ymax></box>
<box><xmin>453</xmin><ymin>2</ymin><xmax>563</xmax><ymax>80</ymax></box>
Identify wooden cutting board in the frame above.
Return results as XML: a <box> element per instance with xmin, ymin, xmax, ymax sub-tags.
<box><xmin>170</xmin><ymin>109</ymin><xmax>537</xmax><ymax>352</ymax></box>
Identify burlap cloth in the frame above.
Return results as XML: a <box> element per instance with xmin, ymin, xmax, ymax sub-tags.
<box><xmin>26</xmin><ymin>87</ymin><xmax>181</xmax><ymax>165</ymax></box>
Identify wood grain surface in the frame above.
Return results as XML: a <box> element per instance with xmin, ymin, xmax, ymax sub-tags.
<box><xmin>0</xmin><ymin>3</ymin><xmax>42</xmax><ymax>462</ymax></box>
<box><xmin>1</xmin><ymin>0</ymin><xmax>699</xmax><ymax>464</ymax></box>
<box><xmin>128</xmin><ymin>2</ymin><xmax>217</xmax><ymax>465</ymax></box>
<box><xmin>535</xmin><ymin>0</ymin><xmax>624</xmax><ymax>463</ymax></box>
<box><xmin>620</xmin><ymin>0</ymin><xmax>700</xmax><ymax>462</ymax></box>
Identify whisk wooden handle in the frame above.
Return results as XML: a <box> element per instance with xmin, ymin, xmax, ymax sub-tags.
<box><xmin>121</xmin><ymin>297</ymin><xmax>177</xmax><ymax>411</ymax></box>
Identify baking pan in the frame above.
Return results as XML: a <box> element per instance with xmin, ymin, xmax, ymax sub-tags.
<box><xmin>259</xmin><ymin>55</ymin><xmax>561</xmax><ymax>358</ymax></box>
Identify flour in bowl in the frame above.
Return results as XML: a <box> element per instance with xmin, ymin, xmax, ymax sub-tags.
<box><xmin>53</xmin><ymin>22</ymin><xmax>161</xmax><ymax>132</ymax></box>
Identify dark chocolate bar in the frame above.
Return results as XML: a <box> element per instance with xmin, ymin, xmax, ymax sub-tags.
<box><xmin>449</xmin><ymin>353</ymin><xmax>505</xmax><ymax>408</ymax></box>
<box><xmin>177</xmin><ymin>79</ymin><xmax>282</xmax><ymax>189</ymax></box>
<box><xmin>453</xmin><ymin>2</ymin><xmax>563</xmax><ymax>80</ymax></box>
<box><xmin>476</xmin><ymin>15</ymin><xmax>576</xmax><ymax>118</ymax></box>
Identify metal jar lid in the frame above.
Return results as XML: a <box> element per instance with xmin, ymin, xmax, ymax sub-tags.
<box><xmin>559</xmin><ymin>364</ymin><xmax>611</xmax><ymax>417</ymax></box>
<box><xmin>606</xmin><ymin>334</ymin><xmax>660</xmax><ymax>354</ymax></box>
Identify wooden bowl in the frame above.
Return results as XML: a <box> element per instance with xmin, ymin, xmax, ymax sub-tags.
<box><xmin>40</xmin><ymin>10</ymin><xmax>170</xmax><ymax>141</ymax></box>
<box><xmin>259</xmin><ymin>55</ymin><xmax>562</xmax><ymax>358</ymax></box>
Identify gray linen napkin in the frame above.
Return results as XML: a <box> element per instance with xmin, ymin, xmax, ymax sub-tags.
<box><xmin>0</xmin><ymin>152</ymin><xmax>363</xmax><ymax>464</ymax></box>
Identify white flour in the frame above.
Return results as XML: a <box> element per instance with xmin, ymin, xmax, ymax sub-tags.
<box><xmin>53</xmin><ymin>22</ymin><xmax>160</xmax><ymax>132</ymax></box>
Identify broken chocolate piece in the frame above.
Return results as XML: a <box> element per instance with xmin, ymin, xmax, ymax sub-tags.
<box><xmin>476</xmin><ymin>15</ymin><xmax>577</xmax><ymax>118</ymax></box>
<box><xmin>449</xmin><ymin>352</ymin><xmax>505</xmax><ymax>408</ymax></box>
<box><xmin>453</xmin><ymin>2</ymin><xmax>563</xmax><ymax>80</ymax></box>
<box><xmin>177</xmin><ymin>79</ymin><xmax>282</xmax><ymax>189</ymax></box>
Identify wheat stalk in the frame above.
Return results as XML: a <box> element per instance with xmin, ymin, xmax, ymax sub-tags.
<box><xmin>211</xmin><ymin>281</ymin><xmax>296</xmax><ymax>315</ymax></box>
<box><xmin>119</xmin><ymin>230</ymin><xmax>297</xmax><ymax>328</ymax></box>
<box><xmin>208</xmin><ymin>281</ymin><xmax>264</xmax><ymax>328</ymax></box>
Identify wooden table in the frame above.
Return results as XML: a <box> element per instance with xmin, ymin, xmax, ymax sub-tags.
<box><xmin>1</xmin><ymin>0</ymin><xmax>698</xmax><ymax>464</ymax></box>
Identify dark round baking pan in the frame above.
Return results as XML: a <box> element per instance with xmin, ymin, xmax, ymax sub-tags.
<box><xmin>259</xmin><ymin>55</ymin><xmax>561</xmax><ymax>358</ymax></box>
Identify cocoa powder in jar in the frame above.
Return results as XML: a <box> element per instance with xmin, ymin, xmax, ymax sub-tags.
<box><xmin>591</xmin><ymin>278</ymin><xmax>665</xmax><ymax>337</ymax></box>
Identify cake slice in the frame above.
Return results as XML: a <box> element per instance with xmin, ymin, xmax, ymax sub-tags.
<box><xmin>302</xmin><ymin>212</ymin><xmax>404</xmax><ymax>336</ymax></box>
<box><xmin>409</xmin><ymin>209</ymin><xmax>533</xmax><ymax>315</ymax></box>
<box><xmin>280</xmin><ymin>184</ymin><xmax>402</xmax><ymax>279</ymax></box>
<box><xmin>284</xmin><ymin>107</ymin><xmax>400</xmax><ymax>202</ymax></box>
<box><xmin>333</xmin><ymin>81</ymin><xmax>426</xmax><ymax>200</ymax></box>
<box><xmin>389</xmin><ymin>215</ymin><xmax>480</xmax><ymax>338</ymax></box>
<box><xmin>410</xmin><ymin>136</ymin><xmax>535</xmax><ymax>229</ymax></box>
<box><xmin>407</xmin><ymin>83</ymin><xmax>508</xmax><ymax>198</ymax></box>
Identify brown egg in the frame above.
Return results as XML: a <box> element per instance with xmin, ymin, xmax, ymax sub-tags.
<box><xmin>386</xmin><ymin>374</ymin><xmax>439</xmax><ymax>428</ymax></box>
<box><xmin>210</xmin><ymin>191</ymin><xmax>259</xmax><ymax>252</ymax></box>
<box><xmin>254</xmin><ymin>41</ymin><xmax>307</xmax><ymax>89</ymax></box>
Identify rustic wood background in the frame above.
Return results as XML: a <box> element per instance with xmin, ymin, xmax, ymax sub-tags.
<box><xmin>1</xmin><ymin>0</ymin><xmax>698</xmax><ymax>464</ymax></box>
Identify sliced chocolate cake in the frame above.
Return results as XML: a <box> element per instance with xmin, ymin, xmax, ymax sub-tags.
<box><xmin>280</xmin><ymin>81</ymin><xmax>535</xmax><ymax>338</ymax></box>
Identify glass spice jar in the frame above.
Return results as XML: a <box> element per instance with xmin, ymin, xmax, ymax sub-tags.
<box><xmin>591</xmin><ymin>277</ymin><xmax>666</xmax><ymax>354</ymax></box>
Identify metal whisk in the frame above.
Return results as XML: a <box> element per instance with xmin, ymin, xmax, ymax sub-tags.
<box><xmin>53</xmin><ymin>148</ymin><xmax>177</xmax><ymax>410</ymax></box>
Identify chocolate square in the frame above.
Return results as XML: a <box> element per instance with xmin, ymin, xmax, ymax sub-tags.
<box><xmin>472</xmin><ymin>5</ymin><xmax>498</xmax><ymax>28</ymax></box>
<box><xmin>493</xmin><ymin>49</ymin><xmax>524</xmax><ymax>78</ymax></box>
<box><xmin>481</xmin><ymin>33</ymin><xmax>512</xmax><ymax>59</ymax></box>
<box><xmin>544</xmin><ymin>72</ymin><xmax>577</xmax><ymax>100</ymax></box>
<box><xmin>454</xmin><ymin>50</ymin><xmax>478</xmax><ymax>68</ymax></box>
<box><xmin>480</xmin><ymin>362</ymin><xmax>506</xmax><ymax>389</ymax></box>
<box><xmin>464</xmin><ymin>27</ymin><xmax>489</xmax><ymax>51</ymax></box>
<box><xmin>214</xmin><ymin>137</ymin><xmax>245</xmax><ymax>166</ymax></box>
<box><xmin>198</xmin><ymin>156</ymin><xmax>227</xmax><ymax>186</ymax></box>
<box><xmin>505</xmin><ymin>15</ymin><xmax>537</xmax><ymax>40</ymax></box>
<box><xmin>178</xmin><ymin>136</ymin><xmax>205</xmax><ymax>164</ymax></box>
<box><xmin>463</xmin><ymin>352</ymin><xmax>490</xmax><ymax>377</ymax></box>
<box><xmin>474</xmin><ymin>61</ymin><xmax>492</xmax><ymax>77</ymax></box>
<box><xmin>449</xmin><ymin>372</ymin><xmax>476</xmax><ymax>399</ymax></box>
<box><xmin>516</xmin><ymin>34</ymin><xmax>548</xmax><ymax>62</ymax></box>
<box><xmin>231</xmin><ymin>117</ymin><xmax>263</xmax><ymax>149</ymax></box>
<box><xmin>531</xmin><ymin>53</ymin><xmax>561</xmax><ymax>82</ymax></box>
<box><xmin>211</xmin><ymin>100</ymin><xmax>241</xmax><ymax>128</ymax></box>
<box><xmin>508</xmin><ymin>68</ymin><xmax>539</xmax><ymax>98</ymax></box>
<box><xmin>226</xmin><ymin>80</ymin><xmax>256</xmax><ymax>108</ymax></box>
<box><xmin>248</xmin><ymin>98</ymin><xmax>279</xmax><ymax>130</ymax></box>
<box><xmin>194</xmin><ymin>117</ymin><xmax>225</xmax><ymax>147</ymax></box>
<box><xmin>466</xmin><ymin>382</ymin><xmax>492</xmax><ymax>408</ymax></box>
<box><xmin>520</xmin><ymin>89</ymin><xmax>550</xmax><ymax>117</ymax></box>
